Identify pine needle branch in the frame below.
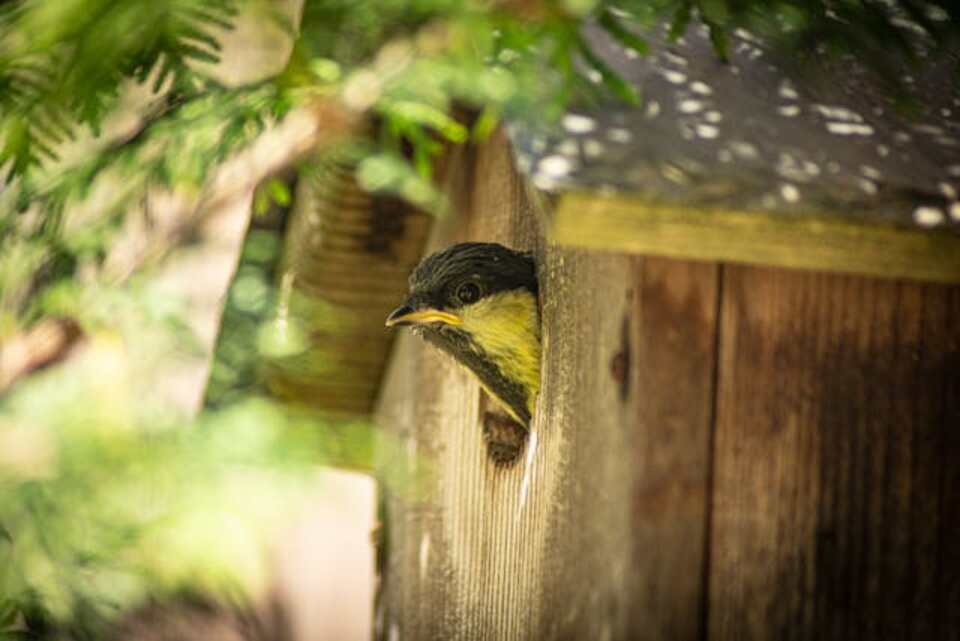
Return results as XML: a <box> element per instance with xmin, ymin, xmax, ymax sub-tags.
<box><xmin>0</xmin><ymin>0</ymin><xmax>240</xmax><ymax>177</ymax></box>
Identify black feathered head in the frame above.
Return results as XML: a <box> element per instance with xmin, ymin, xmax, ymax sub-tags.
<box><xmin>386</xmin><ymin>242</ymin><xmax>541</xmax><ymax>426</ymax></box>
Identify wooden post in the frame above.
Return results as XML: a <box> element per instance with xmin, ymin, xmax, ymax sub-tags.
<box><xmin>375</xmin><ymin>130</ymin><xmax>960</xmax><ymax>640</ymax></box>
<box><xmin>376</xmin><ymin>132</ymin><xmax>642</xmax><ymax>640</ymax></box>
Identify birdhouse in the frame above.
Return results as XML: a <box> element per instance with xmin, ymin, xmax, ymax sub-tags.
<box><xmin>272</xmin><ymin>17</ymin><xmax>960</xmax><ymax>641</ymax></box>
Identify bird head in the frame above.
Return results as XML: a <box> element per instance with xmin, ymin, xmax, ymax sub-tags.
<box><xmin>385</xmin><ymin>242</ymin><xmax>541</xmax><ymax>427</ymax></box>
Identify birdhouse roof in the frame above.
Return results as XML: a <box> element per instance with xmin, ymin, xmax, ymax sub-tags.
<box><xmin>509</xmin><ymin>18</ymin><xmax>960</xmax><ymax>282</ymax></box>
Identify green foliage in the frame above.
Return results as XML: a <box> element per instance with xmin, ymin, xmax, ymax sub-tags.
<box><xmin>205</xmin><ymin>217</ymin><xmax>288</xmax><ymax>408</ymax></box>
<box><xmin>0</xmin><ymin>261</ymin><xmax>377</xmax><ymax>637</ymax></box>
<box><xmin>0</xmin><ymin>0</ymin><xmax>238</xmax><ymax>177</ymax></box>
<box><xmin>296</xmin><ymin>0</ymin><xmax>469</xmax><ymax>66</ymax></box>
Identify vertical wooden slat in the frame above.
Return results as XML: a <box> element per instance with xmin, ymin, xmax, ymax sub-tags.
<box><xmin>628</xmin><ymin>257</ymin><xmax>718</xmax><ymax>641</ymax></box>
<box><xmin>937</xmin><ymin>287</ymin><xmax>960</xmax><ymax>641</ymax></box>
<box><xmin>709</xmin><ymin>266</ymin><xmax>959</xmax><ymax>641</ymax></box>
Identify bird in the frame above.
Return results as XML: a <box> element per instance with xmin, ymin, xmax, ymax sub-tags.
<box><xmin>385</xmin><ymin>242</ymin><xmax>541</xmax><ymax>429</ymax></box>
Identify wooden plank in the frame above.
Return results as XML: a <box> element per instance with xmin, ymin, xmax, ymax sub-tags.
<box><xmin>709</xmin><ymin>265</ymin><xmax>960</xmax><ymax>640</ymax></box>
<box><xmin>628</xmin><ymin>257</ymin><xmax>718</xmax><ymax>641</ymax></box>
<box><xmin>549</xmin><ymin>193</ymin><xmax>960</xmax><ymax>284</ymax></box>
<box><xmin>264</xmin><ymin>166</ymin><xmax>432</xmax><ymax>415</ymax></box>
<box><xmin>376</xmin><ymin>131</ymin><xmax>642</xmax><ymax>640</ymax></box>
<box><xmin>938</xmin><ymin>288</ymin><xmax>960</xmax><ymax>641</ymax></box>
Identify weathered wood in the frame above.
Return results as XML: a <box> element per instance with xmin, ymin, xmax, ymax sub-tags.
<box><xmin>942</xmin><ymin>290</ymin><xmax>960</xmax><ymax>641</ymax></box>
<box><xmin>628</xmin><ymin>257</ymin><xmax>718</xmax><ymax>641</ymax></box>
<box><xmin>376</xmin><ymin>131</ymin><xmax>640</xmax><ymax>640</ymax></box>
<box><xmin>549</xmin><ymin>193</ymin><xmax>960</xmax><ymax>283</ymax></box>
<box><xmin>376</xmin><ymin>128</ymin><xmax>960</xmax><ymax>641</ymax></box>
<box><xmin>264</xmin><ymin>166</ymin><xmax>432</xmax><ymax>415</ymax></box>
<box><xmin>709</xmin><ymin>266</ymin><xmax>960</xmax><ymax>641</ymax></box>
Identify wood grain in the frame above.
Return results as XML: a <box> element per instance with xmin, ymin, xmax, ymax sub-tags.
<box><xmin>376</xmin><ymin>131</ymin><xmax>641</xmax><ymax>640</ymax></box>
<box><xmin>375</xmin><ymin>128</ymin><xmax>960</xmax><ymax>641</ymax></box>
<box><xmin>937</xmin><ymin>287</ymin><xmax>960</xmax><ymax>641</ymax></box>
<box><xmin>549</xmin><ymin>193</ymin><xmax>960</xmax><ymax>284</ymax></box>
<box><xmin>709</xmin><ymin>266</ymin><xmax>960</xmax><ymax>641</ymax></box>
<box><xmin>628</xmin><ymin>257</ymin><xmax>719</xmax><ymax>641</ymax></box>
<box><xmin>264</xmin><ymin>163</ymin><xmax>431</xmax><ymax>415</ymax></box>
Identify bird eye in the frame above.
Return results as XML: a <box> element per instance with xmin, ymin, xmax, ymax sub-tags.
<box><xmin>456</xmin><ymin>282</ymin><xmax>481</xmax><ymax>304</ymax></box>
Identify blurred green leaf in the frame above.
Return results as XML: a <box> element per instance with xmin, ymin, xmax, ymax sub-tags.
<box><xmin>471</xmin><ymin>105</ymin><xmax>501</xmax><ymax>142</ymax></box>
<box><xmin>356</xmin><ymin>151</ymin><xmax>446</xmax><ymax>213</ymax></box>
<box><xmin>668</xmin><ymin>0</ymin><xmax>692</xmax><ymax>41</ymax></box>
<box><xmin>577</xmin><ymin>37</ymin><xmax>641</xmax><ymax>106</ymax></box>
<box><xmin>267</xmin><ymin>177</ymin><xmax>292</xmax><ymax>207</ymax></box>
<box><xmin>598</xmin><ymin>9</ymin><xmax>649</xmax><ymax>56</ymax></box>
<box><xmin>707</xmin><ymin>22</ymin><xmax>729</xmax><ymax>62</ymax></box>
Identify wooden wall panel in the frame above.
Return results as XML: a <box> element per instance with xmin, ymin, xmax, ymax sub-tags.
<box><xmin>375</xmin><ymin>129</ymin><xmax>960</xmax><ymax>641</ymax></box>
<box><xmin>628</xmin><ymin>257</ymin><xmax>718</xmax><ymax>641</ymax></box>
<box><xmin>937</xmin><ymin>288</ymin><xmax>960</xmax><ymax>641</ymax></box>
<box><xmin>709</xmin><ymin>266</ymin><xmax>960</xmax><ymax>641</ymax></box>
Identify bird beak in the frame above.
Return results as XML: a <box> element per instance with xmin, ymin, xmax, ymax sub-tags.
<box><xmin>385</xmin><ymin>304</ymin><xmax>463</xmax><ymax>328</ymax></box>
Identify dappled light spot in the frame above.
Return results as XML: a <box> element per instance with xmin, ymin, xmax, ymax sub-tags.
<box><xmin>780</xmin><ymin>183</ymin><xmax>800</xmax><ymax>203</ymax></box>
<box><xmin>813</xmin><ymin>105</ymin><xmax>865</xmax><ymax>123</ymax></box>
<box><xmin>730</xmin><ymin>141</ymin><xmax>759</xmax><ymax>160</ymax></box>
<box><xmin>662</xmin><ymin>70</ymin><xmax>687</xmax><ymax>84</ymax></box>
<box><xmin>660</xmin><ymin>164</ymin><xmax>688</xmax><ymax>184</ymax></box>
<box><xmin>690</xmin><ymin>81</ymin><xmax>712</xmax><ymax>95</ymax></box>
<box><xmin>583</xmin><ymin>139</ymin><xmax>605</xmax><ymax>158</ymax></box>
<box><xmin>914</xmin><ymin>206</ymin><xmax>945</xmax><ymax>226</ymax></box>
<box><xmin>563</xmin><ymin>114</ymin><xmax>597</xmax><ymax>133</ymax></box>
<box><xmin>695</xmin><ymin>124</ymin><xmax>719</xmax><ymax>139</ymax></box>
<box><xmin>779</xmin><ymin>81</ymin><xmax>799</xmax><ymax>100</ymax></box>
<box><xmin>660</xmin><ymin>51</ymin><xmax>688</xmax><ymax>67</ymax></box>
<box><xmin>537</xmin><ymin>155</ymin><xmax>575</xmax><ymax>177</ymax></box>
<box><xmin>826</xmin><ymin>122</ymin><xmax>874</xmax><ymax>136</ymax></box>
<box><xmin>858</xmin><ymin>179</ymin><xmax>878</xmax><ymax>195</ymax></box>
<box><xmin>776</xmin><ymin>154</ymin><xmax>819</xmax><ymax>182</ymax></box>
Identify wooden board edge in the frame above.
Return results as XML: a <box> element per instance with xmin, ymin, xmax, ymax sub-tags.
<box><xmin>548</xmin><ymin>192</ymin><xmax>960</xmax><ymax>284</ymax></box>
